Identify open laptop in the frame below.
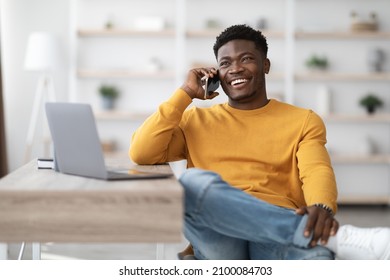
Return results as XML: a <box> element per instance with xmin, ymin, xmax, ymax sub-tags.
<box><xmin>45</xmin><ymin>102</ymin><xmax>172</xmax><ymax>180</ymax></box>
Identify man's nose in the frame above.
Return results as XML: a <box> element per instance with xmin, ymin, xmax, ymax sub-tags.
<box><xmin>228</xmin><ymin>61</ymin><xmax>244</xmax><ymax>73</ymax></box>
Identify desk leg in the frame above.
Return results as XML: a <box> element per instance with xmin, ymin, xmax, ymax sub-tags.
<box><xmin>32</xmin><ymin>243</ymin><xmax>41</xmax><ymax>260</ymax></box>
<box><xmin>18</xmin><ymin>242</ymin><xmax>26</xmax><ymax>260</ymax></box>
<box><xmin>0</xmin><ymin>243</ymin><xmax>7</xmax><ymax>260</ymax></box>
<box><xmin>156</xmin><ymin>243</ymin><xmax>165</xmax><ymax>260</ymax></box>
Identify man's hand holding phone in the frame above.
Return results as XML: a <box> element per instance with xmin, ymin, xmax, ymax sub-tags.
<box><xmin>180</xmin><ymin>67</ymin><xmax>220</xmax><ymax>100</ymax></box>
<box><xmin>202</xmin><ymin>73</ymin><xmax>220</xmax><ymax>99</ymax></box>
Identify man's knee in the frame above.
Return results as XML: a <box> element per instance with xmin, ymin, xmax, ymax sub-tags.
<box><xmin>180</xmin><ymin>168</ymin><xmax>217</xmax><ymax>184</ymax></box>
<box><xmin>179</xmin><ymin>168</ymin><xmax>221</xmax><ymax>193</ymax></box>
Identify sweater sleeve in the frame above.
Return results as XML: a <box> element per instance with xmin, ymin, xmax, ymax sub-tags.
<box><xmin>129</xmin><ymin>89</ymin><xmax>192</xmax><ymax>165</ymax></box>
<box><xmin>296</xmin><ymin>111</ymin><xmax>338</xmax><ymax>214</ymax></box>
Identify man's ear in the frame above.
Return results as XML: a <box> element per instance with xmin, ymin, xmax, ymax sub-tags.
<box><xmin>264</xmin><ymin>58</ymin><xmax>271</xmax><ymax>74</ymax></box>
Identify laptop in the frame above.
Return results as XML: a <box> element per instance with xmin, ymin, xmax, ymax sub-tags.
<box><xmin>45</xmin><ymin>102</ymin><xmax>172</xmax><ymax>180</ymax></box>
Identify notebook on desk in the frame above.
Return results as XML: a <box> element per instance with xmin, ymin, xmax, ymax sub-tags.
<box><xmin>45</xmin><ymin>102</ymin><xmax>172</xmax><ymax>180</ymax></box>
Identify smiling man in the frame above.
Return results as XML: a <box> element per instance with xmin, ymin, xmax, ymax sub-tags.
<box><xmin>130</xmin><ymin>24</ymin><xmax>390</xmax><ymax>260</ymax></box>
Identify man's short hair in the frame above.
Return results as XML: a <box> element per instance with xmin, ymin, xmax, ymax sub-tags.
<box><xmin>213</xmin><ymin>24</ymin><xmax>268</xmax><ymax>59</ymax></box>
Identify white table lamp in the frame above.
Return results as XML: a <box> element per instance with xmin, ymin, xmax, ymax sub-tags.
<box><xmin>24</xmin><ymin>32</ymin><xmax>60</xmax><ymax>162</ymax></box>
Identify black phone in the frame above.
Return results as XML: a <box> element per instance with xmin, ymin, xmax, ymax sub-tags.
<box><xmin>204</xmin><ymin>73</ymin><xmax>220</xmax><ymax>98</ymax></box>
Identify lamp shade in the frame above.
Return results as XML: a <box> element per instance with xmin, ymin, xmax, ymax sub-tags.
<box><xmin>24</xmin><ymin>32</ymin><xmax>60</xmax><ymax>71</ymax></box>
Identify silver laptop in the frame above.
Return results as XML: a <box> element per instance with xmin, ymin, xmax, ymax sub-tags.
<box><xmin>45</xmin><ymin>102</ymin><xmax>172</xmax><ymax>180</ymax></box>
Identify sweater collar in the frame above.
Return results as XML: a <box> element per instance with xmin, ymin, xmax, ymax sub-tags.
<box><xmin>223</xmin><ymin>99</ymin><xmax>276</xmax><ymax>116</ymax></box>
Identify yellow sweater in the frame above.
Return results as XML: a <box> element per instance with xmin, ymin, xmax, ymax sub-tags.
<box><xmin>130</xmin><ymin>89</ymin><xmax>338</xmax><ymax>213</ymax></box>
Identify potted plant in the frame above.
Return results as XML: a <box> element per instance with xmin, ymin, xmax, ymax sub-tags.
<box><xmin>98</xmin><ymin>84</ymin><xmax>119</xmax><ymax>110</ymax></box>
<box><xmin>305</xmin><ymin>54</ymin><xmax>328</xmax><ymax>71</ymax></box>
<box><xmin>359</xmin><ymin>94</ymin><xmax>383</xmax><ymax>114</ymax></box>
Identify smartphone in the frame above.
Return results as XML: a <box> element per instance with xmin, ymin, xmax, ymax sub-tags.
<box><xmin>204</xmin><ymin>74</ymin><xmax>220</xmax><ymax>98</ymax></box>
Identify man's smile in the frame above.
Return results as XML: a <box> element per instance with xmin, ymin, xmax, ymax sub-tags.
<box><xmin>230</xmin><ymin>78</ymin><xmax>249</xmax><ymax>86</ymax></box>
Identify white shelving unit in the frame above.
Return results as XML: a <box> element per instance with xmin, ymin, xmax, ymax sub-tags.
<box><xmin>295</xmin><ymin>31</ymin><xmax>390</xmax><ymax>39</ymax></box>
<box><xmin>70</xmin><ymin>0</ymin><xmax>390</xmax><ymax>204</ymax></box>
<box><xmin>293</xmin><ymin>0</ymin><xmax>390</xmax><ymax>204</ymax></box>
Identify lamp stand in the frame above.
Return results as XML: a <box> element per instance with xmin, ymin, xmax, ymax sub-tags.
<box><xmin>24</xmin><ymin>73</ymin><xmax>56</xmax><ymax>163</ymax></box>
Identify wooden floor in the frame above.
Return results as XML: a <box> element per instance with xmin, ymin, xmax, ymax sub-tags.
<box><xmin>6</xmin><ymin>204</ymin><xmax>390</xmax><ymax>260</ymax></box>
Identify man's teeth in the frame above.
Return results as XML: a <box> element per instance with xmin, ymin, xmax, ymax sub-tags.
<box><xmin>231</xmin><ymin>79</ymin><xmax>248</xmax><ymax>86</ymax></box>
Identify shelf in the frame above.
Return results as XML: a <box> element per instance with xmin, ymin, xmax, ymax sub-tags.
<box><xmin>295</xmin><ymin>72</ymin><xmax>390</xmax><ymax>81</ymax></box>
<box><xmin>77</xmin><ymin>69</ymin><xmax>175</xmax><ymax>79</ymax></box>
<box><xmin>324</xmin><ymin>114</ymin><xmax>390</xmax><ymax>123</ymax></box>
<box><xmin>186</xmin><ymin>29</ymin><xmax>284</xmax><ymax>38</ymax></box>
<box><xmin>295</xmin><ymin>30</ymin><xmax>390</xmax><ymax>39</ymax></box>
<box><xmin>94</xmin><ymin>110</ymin><xmax>152</xmax><ymax>121</ymax></box>
<box><xmin>78</xmin><ymin>69</ymin><xmax>284</xmax><ymax>80</ymax></box>
<box><xmin>79</xmin><ymin>70</ymin><xmax>284</xmax><ymax>80</ymax></box>
<box><xmin>77</xmin><ymin>28</ymin><xmax>175</xmax><ymax>37</ymax></box>
<box><xmin>330</xmin><ymin>154</ymin><xmax>390</xmax><ymax>164</ymax></box>
<box><xmin>337</xmin><ymin>195</ymin><xmax>390</xmax><ymax>205</ymax></box>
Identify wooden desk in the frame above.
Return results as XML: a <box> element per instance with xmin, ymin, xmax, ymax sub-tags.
<box><xmin>0</xmin><ymin>158</ymin><xmax>183</xmax><ymax>244</ymax></box>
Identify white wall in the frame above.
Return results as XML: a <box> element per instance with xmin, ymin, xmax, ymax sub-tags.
<box><xmin>1</xmin><ymin>0</ymin><xmax>389</xmax><ymax>174</ymax></box>
<box><xmin>1</xmin><ymin>0</ymin><xmax>70</xmax><ymax>171</ymax></box>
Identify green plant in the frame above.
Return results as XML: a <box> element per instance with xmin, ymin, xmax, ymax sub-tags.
<box><xmin>305</xmin><ymin>55</ymin><xmax>328</xmax><ymax>70</ymax></box>
<box><xmin>359</xmin><ymin>94</ymin><xmax>383</xmax><ymax>114</ymax></box>
<box><xmin>98</xmin><ymin>85</ymin><xmax>119</xmax><ymax>99</ymax></box>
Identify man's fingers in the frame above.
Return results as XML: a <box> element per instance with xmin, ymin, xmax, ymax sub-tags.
<box><xmin>320</xmin><ymin>218</ymin><xmax>333</xmax><ymax>245</ymax></box>
<box><xmin>330</xmin><ymin>219</ymin><xmax>339</xmax><ymax>236</ymax></box>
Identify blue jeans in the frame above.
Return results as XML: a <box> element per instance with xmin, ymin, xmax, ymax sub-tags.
<box><xmin>179</xmin><ymin>168</ymin><xmax>334</xmax><ymax>260</ymax></box>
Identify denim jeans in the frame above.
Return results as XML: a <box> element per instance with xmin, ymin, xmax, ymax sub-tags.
<box><xmin>179</xmin><ymin>168</ymin><xmax>334</xmax><ymax>260</ymax></box>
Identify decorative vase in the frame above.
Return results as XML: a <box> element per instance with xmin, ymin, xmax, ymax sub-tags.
<box><xmin>316</xmin><ymin>85</ymin><xmax>332</xmax><ymax>116</ymax></box>
<box><xmin>366</xmin><ymin>105</ymin><xmax>376</xmax><ymax>114</ymax></box>
<box><xmin>357</xmin><ymin>137</ymin><xmax>374</xmax><ymax>156</ymax></box>
<box><xmin>101</xmin><ymin>96</ymin><xmax>115</xmax><ymax>110</ymax></box>
<box><xmin>367</xmin><ymin>48</ymin><xmax>385</xmax><ymax>72</ymax></box>
<box><xmin>256</xmin><ymin>18</ymin><xmax>267</xmax><ymax>29</ymax></box>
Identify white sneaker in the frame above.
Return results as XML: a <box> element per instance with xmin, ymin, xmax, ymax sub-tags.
<box><xmin>335</xmin><ymin>225</ymin><xmax>390</xmax><ymax>260</ymax></box>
